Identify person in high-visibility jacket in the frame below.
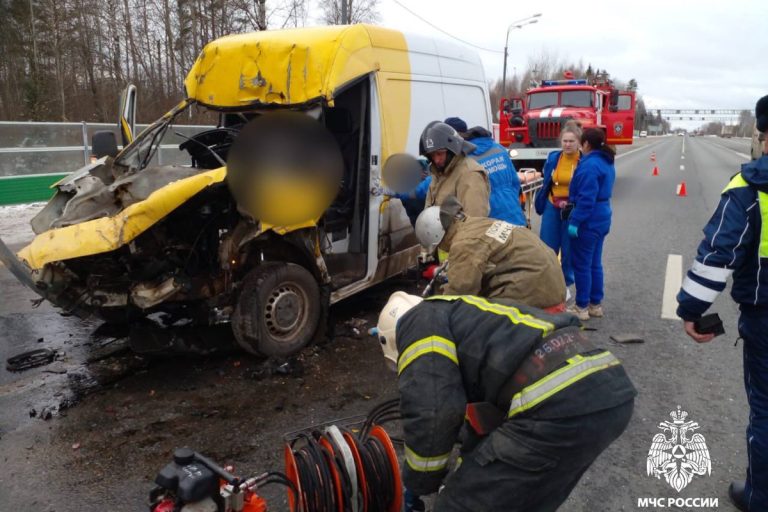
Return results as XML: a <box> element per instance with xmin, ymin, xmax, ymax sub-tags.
<box><xmin>373</xmin><ymin>292</ymin><xmax>636</xmax><ymax>512</ymax></box>
<box><xmin>677</xmin><ymin>94</ymin><xmax>768</xmax><ymax>512</ymax></box>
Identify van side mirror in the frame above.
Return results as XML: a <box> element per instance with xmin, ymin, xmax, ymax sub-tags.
<box><xmin>118</xmin><ymin>84</ymin><xmax>137</xmax><ymax>146</ymax></box>
<box><xmin>92</xmin><ymin>131</ymin><xmax>119</xmax><ymax>158</ymax></box>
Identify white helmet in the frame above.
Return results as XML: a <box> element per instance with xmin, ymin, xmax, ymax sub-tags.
<box><xmin>414</xmin><ymin>206</ymin><xmax>445</xmax><ymax>250</ymax></box>
<box><xmin>373</xmin><ymin>292</ymin><xmax>423</xmax><ymax>369</ymax></box>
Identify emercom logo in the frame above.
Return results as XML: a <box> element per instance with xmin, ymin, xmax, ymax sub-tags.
<box><xmin>646</xmin><ymin>406</ymin><xmax>712</xmax><ymax>492</ymax></box>
<box><xmin>637</xmin><ymin>497</ymin><xmax>719</xmax><ymax>508</ymax></box>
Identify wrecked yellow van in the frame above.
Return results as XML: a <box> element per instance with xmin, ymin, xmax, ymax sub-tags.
<box><xmin>1</xmin><ymin>24</ymin><xmax>492</xmax><ymax>356</ymax></box>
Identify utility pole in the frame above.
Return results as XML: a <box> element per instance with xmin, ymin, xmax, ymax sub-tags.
<box><xmin>341</xmin><ymin>0</ymin><xmax>348</xmax><ymax>24</ymax></box>
<box><xmin>501</xmin><ymin>14</ymin><xmax>541</xmax><ymax>98</ymax></box>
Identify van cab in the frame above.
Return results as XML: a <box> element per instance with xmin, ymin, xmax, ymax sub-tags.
<box><xmin>0</xmin><ymin>25</ymin><xmax>492</xmax><ymax>357</ymax></box>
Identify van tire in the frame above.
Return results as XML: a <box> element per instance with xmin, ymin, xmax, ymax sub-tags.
<box><xmin>232</xmin><ymin>262</ymin><xmax>320</xmax><ymax>357</ymax></box>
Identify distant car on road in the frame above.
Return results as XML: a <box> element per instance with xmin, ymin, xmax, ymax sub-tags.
<box><xmin>639</xmin><ymin>131</ymin><xmax>647</xmax><ymax>138</ymax></box>
<box><xmin>677</xmin><ymin>132</ymin><xmax>685</xmax><ymax>136</ymax></box>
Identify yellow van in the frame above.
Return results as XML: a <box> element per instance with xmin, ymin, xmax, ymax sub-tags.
<box><xmin>0</xmin><ymin>25</ymin><xmax>492</xmax><ymax>356</ymax></box>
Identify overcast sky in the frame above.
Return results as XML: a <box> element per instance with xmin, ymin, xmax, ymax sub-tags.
<box><xmin>370</xmin><ymin>0</ymin><xmax>764</xmax><ymax>128</ymax></box>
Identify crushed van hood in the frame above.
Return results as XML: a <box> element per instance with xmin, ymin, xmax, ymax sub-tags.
<box><xmin>18</xmin><ymin>161</ymin><xmax>226</xmax><ymax>270</ymax></box>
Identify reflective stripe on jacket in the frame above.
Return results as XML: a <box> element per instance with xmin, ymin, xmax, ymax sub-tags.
<box><xmin>677</xmin><ymin>157</ymin><xmax>768</xmax><ymax>320</ymax></box>
<box><xmin>395</xmin><ymin>296</ymin><xmax>636</xmax><ymax>495</ymax></box>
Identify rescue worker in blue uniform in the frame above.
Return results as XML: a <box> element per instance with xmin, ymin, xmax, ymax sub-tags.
<box><xmin>566</xmin><ymin>128</ymin><xmax>616</xmax><ymax>321</ymax></box>
<box><xmin>677</xmin><ymin>94</ymin><xmax>768</xmax><ymax>512</ymax></box>
<box><xmin>374</xmin><ymin>292</ymin><xmax>636</xmax><ymax>511</ymax></box>
<box><xmin>443</xmin><ymin>117</ymin><xmax>527</xmax><ymax>226</ymax></box>
<box><xmin>535</xmin><ymin>121</ymin><xmax>582</xmax><ymax>287</ymax></box>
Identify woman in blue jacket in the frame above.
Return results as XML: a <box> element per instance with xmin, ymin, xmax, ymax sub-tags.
<box><xmin>534</xmin><ymin>122</ymin><xmax>582</xmax><ymax>286</ymax></box>
<box><xmin>566</xmin><ymin>128</ymin><xmax>616</xmax><ymax>321</ymax></box>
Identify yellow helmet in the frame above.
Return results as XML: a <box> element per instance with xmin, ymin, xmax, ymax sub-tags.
<box><xmin>373</xmin><ymin>292</ymin><xmax>423</xmax><ymax>369</ymax></box>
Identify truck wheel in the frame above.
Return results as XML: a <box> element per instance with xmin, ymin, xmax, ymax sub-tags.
<box><xmin>232</xmin><ymin>262</ymin><xmax>321</xmax><ymax>357</ymax></box>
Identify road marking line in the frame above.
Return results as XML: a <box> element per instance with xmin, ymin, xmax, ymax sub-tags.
<box><xmin>681</xmin><ymin>155</ymin><xmax>685</xmax><ymax>160</ymax></box>
<box><xmin>680</xmin><ymin>165</ymin><xmax>685</xmax><ymax>171</ymax></box>
<box><xmin>661</xmin><ymin>254</ymin><xmax>683</xmax><ymax>320</ymax></box>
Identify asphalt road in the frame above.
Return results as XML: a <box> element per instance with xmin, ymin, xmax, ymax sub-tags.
<box><xmin>0</xmin><ymin>135</ymin><xmax>757</xmax><ymax>511</ymax></box>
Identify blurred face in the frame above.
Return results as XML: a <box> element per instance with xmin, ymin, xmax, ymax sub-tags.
<box><xmin>560</xmin><ymin>132</ymin><xmax>579</xmax><ymax>155</ymax></box>
<box><xmin>428</xmin><ymin>149</ymin><xmax>448</xmax><ymax>170</ymax></box>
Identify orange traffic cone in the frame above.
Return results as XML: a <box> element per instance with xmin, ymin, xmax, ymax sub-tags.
<box><xmin>652</xmin><ymin>166</ymin><xmax>659</xmax><ymax>176</ymax></box>
<box><xmin>677</xmin><ymin>182</ymin><xmax>687</xmax><ymax>197</ymax></box>
<box><xmin>651</xmin><ymin>153</ymin><xmax>656</xmax><ymax>162</ymax></box>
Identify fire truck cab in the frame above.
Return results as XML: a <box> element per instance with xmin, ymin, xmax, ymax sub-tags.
<box><xmin>499</xmin><ymin>75</ymin><xmax>635</xmax><ymax>170</ymax></box>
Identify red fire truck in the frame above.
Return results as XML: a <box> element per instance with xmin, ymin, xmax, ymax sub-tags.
<box><xmin>498</xmin><ymin>73</ymin><xmax>636</xmax><ymax>170</ymax></box>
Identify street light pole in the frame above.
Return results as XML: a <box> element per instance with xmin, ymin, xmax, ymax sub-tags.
<box><xmin>501</xmin><ymin>14</ymin><xmax>541</xmax><ymax>99</ymax></box>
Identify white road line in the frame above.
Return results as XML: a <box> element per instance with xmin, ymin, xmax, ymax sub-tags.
<box><xmin>681</xmin><ymin>155</ymin><xmax>685</xmax><ymax>160</ymax></box>
<box><xmin>661</xmin><ymin>254</ymin><xmax>683</xmax><ymax>320</ymax></box>
<box><xmin>680</xmin><ymin>165</ymin><xmax>685</xmax><ymax>171</ymax></box>
<box><xmin>682</xmin><ymin>138</ymin><xmax>685</xmax><ymax>154</ymax></box>
<box><xmin>616</xmin><ymin>142</ymin><xmax>663</xmax><ymax>160</ymax></box>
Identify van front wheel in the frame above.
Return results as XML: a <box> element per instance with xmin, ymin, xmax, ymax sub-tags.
<box><xmin>232</xmin><ymin>263</ymin><xmax>320</xmax><ymax>357</ymax></box>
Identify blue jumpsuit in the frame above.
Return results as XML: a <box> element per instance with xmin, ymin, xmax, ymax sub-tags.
<box><xmin>535</xmin><ymin>150</ymin><xmax>576</xmax><ymax>286</ymax></box>
<box><xmin>467</xmin><ymin>132</ymin><xmax>526</xmax><ymax>226</ymax></box>
<box><xmin>567</xmin><ymin>150</ymin><xmax>615</xmax><ymax>309</ymax></box>
<box><xmin>677</xmin><ymin>155</ymin><xmax>768</xmax><ymax>509</ymax></box>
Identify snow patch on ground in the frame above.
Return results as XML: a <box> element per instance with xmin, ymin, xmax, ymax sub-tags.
<box><xmin>0</xmin><ymin>203</ymin><xmax>45</xmax><ymax>246</ymax></box>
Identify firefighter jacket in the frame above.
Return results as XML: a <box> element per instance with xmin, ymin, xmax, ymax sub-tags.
<box><xmin>425</xmin><ymin>153</ymin><xmax>490</xmax><ymax>218</ymax></box>
<box><xmin>677</xmin><ymin>155</ymin><xmax>768</xmax><ymax>320</ymax></box>
<box><xmin>465</xmin><ymin>127</ymin><xmax>526</xmax><ymax>226</ymax></box>
<box><xmin>567</xmin><ymin>149</ymin><xmax>615</xmax><ymax>230</ymax></box>
<box><xmin>438</xmin><ymin>216</ymin><xmax>566</xmax><ymax>308</ymax></box>
<box><xmin>396</xmin><ymin>296</ymin><xmax>637</xmax><ymax>495</ymax></box>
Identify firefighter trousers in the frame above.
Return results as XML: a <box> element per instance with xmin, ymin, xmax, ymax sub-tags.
<box><xmin>740</xmin><ymin>305</ymin><xmax>768</xmax><ymax>510</ymax></box>
<box><xmin>434</xmin><ymin>400</ymin><xmax>634</xmax><ymax>512</ymax></box>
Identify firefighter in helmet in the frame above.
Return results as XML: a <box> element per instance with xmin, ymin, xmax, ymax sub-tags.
<box><xmin>416</xmin><ymin>195</ymin><xmax>567</xmax><ymax>311</ymax></box>
<box><xmin>419</xmin><ymin>121</ymin><xmax>490</xmax><ymax>218</ymax></box>
<box><xmin>374</xmin><ymin>292</ymin><xmax>636</xmax><ymax>511</ymax></box>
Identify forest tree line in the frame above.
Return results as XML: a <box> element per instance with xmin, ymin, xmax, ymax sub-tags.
<box><xmin>0</xmin><ymin>0</ymin><xmax>379</xmax><ymax>122</ymax></box>
<box><xmin>1</xmin><ymin>0</ymin><xmax>689</xmax><ymax>134</ymax></box>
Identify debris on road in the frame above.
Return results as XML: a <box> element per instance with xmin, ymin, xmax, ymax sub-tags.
<box><xmin>6</xmin><ymin>348</ymin><xmax>56</xmax><ymax>372</ymax></box>
<box><xmin>609</xmin><ymin>333</ymin><xmax>645</xmax><ymax>344</ymax></box>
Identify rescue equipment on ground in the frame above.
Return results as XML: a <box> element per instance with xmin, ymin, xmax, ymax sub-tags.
<box><xmin>149</xmin><ymin>400</ymin><xmax>403</xmax><ymax>512</ymax></box>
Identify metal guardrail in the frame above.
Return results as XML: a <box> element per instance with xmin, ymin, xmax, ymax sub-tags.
<box><xmin>0</xmin><ymin>121</ymin><xmax>212</xmax><ymax>205</ymax></box>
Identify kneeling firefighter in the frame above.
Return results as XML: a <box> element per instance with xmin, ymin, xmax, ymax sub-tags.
<box><xmin>417</xmin><ymin>195</ymin><xmax>567</xmax><ymax>311</ymax></box>
<box><xmin>374</xmin><ymin>293</ymin><xmax>636</xmax><ymax>511</ymax></box>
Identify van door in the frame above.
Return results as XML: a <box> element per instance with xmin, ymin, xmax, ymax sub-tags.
<box><xmin>604</xmin><ymin>92</ymin><xmax>635</xmax><ymax>144</ymax></box>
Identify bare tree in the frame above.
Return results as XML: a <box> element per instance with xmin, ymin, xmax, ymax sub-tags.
<box><xmin>318</xmin><ymin>0</ymin><xmax>379</xmax><ymax>24</ymax></box>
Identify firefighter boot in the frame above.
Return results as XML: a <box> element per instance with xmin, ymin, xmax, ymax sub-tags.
<box><xmin>728</xmin><ymin>481</ymin><xmax>748</xmax><ymax>512</ymax></box>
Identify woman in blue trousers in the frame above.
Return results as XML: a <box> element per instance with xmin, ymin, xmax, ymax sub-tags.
<box><xmin>534</xmin><ymin>122</ymin><xmax>582</xmax><ymax>287</ymax></box>
<box><xmin>566</xmin><ymin>128</ymin><xmax>616</xmax><ymax>321</ymax></box>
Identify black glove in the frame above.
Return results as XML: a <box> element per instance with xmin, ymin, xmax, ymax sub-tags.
<box><xmin>404</xmin><ymin>488</ymin><xmax>426</xmax><ymax>512</ymax></box>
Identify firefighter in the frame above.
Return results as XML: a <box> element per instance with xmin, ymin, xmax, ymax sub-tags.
<box><xmin>374</xmin><ymin>292</ymin><xmax>636</xmax><ymax>511</ymax></box>
<box><xmin>420</xmin><ymin>121</ymin><xmax>490</xmax><ymax>218</ymax></box>
<box><xmin>415</xmin><ymin>195</ymin><xmax>566</xmax><ymax>311</ymax></box>
<box><xmin>443</xmin><ymin>116</ymin><xmax>527</xmax><ymax>226</ymax></box>
<box><xmin>677</xmin><ymin>94</ymin><xmax>768</xmax><ymax>512</ymax></box>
